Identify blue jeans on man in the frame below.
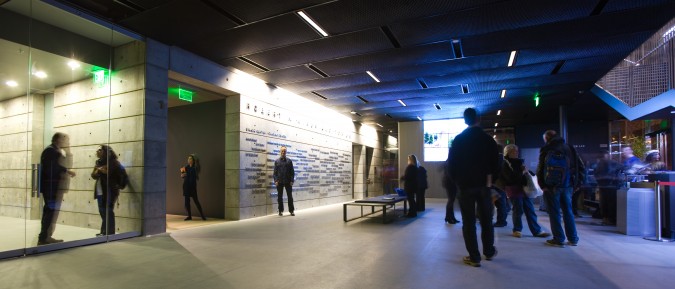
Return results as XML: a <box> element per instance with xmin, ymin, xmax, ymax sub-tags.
<box><xmin>458</xmin><ymin>187</ymin><xmax>496</xmax><ymax>262</ymax></box>
<box><xmin>511</xmin><ymin>197</ymin><xmax>542</xmax><ymax>234</ymax></box>
<box><xmin>544</xmin><ymin>187</ymin><xmax>579</xmax><ymax>244</ymax></box>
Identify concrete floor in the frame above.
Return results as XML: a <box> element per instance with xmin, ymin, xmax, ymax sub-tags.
<box><xmin>1</xmin><ymin>198</ymin><xmax>674</xmax><ymax>289</ymax></box>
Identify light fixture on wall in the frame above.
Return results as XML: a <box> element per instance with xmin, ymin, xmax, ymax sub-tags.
<box><xmin>5</xmin><ymin>80</ymin><xmax>18</xmax><ymax>87</ymax></box>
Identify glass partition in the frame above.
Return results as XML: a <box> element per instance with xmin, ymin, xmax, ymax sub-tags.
<box><xmin>0</xmin><ymin>0</ymin><xmax>143</xmax><ymax>258</ymax></box>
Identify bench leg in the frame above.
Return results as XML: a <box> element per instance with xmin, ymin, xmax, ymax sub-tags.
<box><xmin>382</xmin><ymin>205</ymin><xmax>387</xmax><ymax>223</ymax></box>
<box><xmin>343</xmin><ymin>204</ymin><xmax>347</xmax><ymax>222</ymax></box>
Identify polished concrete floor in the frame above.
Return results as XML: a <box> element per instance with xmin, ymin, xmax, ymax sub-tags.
<box><xmin>1</xmin><ymin>198</ymin><xmax>674</xmax><ymax>289</ymax></box>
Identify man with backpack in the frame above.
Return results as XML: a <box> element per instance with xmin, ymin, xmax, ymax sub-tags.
<box><xmin>536</xmin><ymin>130</ymin><xmax>584</xmax><ymax>248</ymax></box>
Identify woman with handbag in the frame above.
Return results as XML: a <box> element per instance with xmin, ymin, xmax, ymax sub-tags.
<box><xmin>498</xmin><ymin>144</ymin><xmax>550</xmax><ymax>238</ymax></box>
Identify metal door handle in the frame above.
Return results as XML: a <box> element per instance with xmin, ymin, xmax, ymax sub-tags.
<box><xmin>31</xmin><ymin>164</ymin><xmax>40</xmax><ymax>197</ymax></box>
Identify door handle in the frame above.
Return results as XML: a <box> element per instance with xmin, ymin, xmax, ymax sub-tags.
<box><xmin>31</xmin><ymin>164</ymin><xmax>40</xmax><ymax>197</ymax></box>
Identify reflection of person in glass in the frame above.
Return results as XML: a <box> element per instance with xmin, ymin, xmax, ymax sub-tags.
<box><xmin>38</xmin><ymin>132</ymin><xmax>76</xmax><ymax>245</ymax></box>
<box><xmin>181</xmin><ymin>154</ymin><xmax>206</xmax><ymax>220</ymax></box>
<box><xmin>274</xmin><ymin>146</ymin><xmax>295</xmax><ymax>216</ymax></box>
<box><xmin>91</xmin><ymin>145</ymin><xmax>123</xmax><ymax>236</ymax></box>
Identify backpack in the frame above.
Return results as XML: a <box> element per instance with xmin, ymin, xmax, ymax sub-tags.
<box><xmin>543</xmin><ymin>148</ymin><xmax>571</xmax><ymax>187</ymax></box>
<box><xmin>118</xmin><ymin>165</ymin><xmax>129</xmax><ymax>190</ymax></box>
<box><xmin>418</xmin><ymin>166</ymin><xmax>429</xmax><ymax>190</ymax></box>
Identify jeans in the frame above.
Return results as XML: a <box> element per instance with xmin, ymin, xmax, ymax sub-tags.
<box><xmin>544</xmin><ymin>187</ymin><xmax>578</xmax><ymax>243</ymax></box>
<box><xmin>458</xmin><ymin>187</ymin><xmax>496</xmax><ymax>262</ymax></box>
<box><xmin>277</xmin><ymin>183</ymin><xmax>294</xmax><ymax>213</ymax></box>
<box><xmin>493</xmin><ymin>187</ymin><xmax>509</xmax><ymax>225</ymax></box>
<box><xmin>38</xmin><ymin>186</ymin><xmax>62</xmax><ymax>241</ymax></box>
<box><xmin>511</xmin><ymin>197</ymin><xmax>542</xmax><ymax>235</ymax></box>
<box><xmin>97</xmin><ymin>195</ymin><xmax>116</xmax><ymax>235</ymax></box>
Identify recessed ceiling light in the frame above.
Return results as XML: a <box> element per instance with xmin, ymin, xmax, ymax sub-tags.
<box><xmin>493</xmin><ymin>135</ymin><xmax>497</xmax><ymax>138</ymax></box>
<box><xmin>297</xmin><ymin>11</ymin><xmax>328</xmax><ymax>37</ymax></box>
<box><xmin>67</xmin><ymin>60</ymin><xmax>80</xmax><ymax>70</ymax></box>
<box><xmin>416</xmin><ymin>116</ymin><xmax>422</xmax><ymax>121</ymax></box>
<box><xmin>508</xmin><ymin>50</ymin><xmax>517</xmax><ymax>67</ymax></box>
<box><xmin>375</xmin><ymin>123</ymin><xmax>383</xmax><ymax>128</ymax></box>
<box><xmin>500</xmin><ymin>89</ymin><xmax>506</xmax><ymax>98</ymax></box>
<box><xmin>6</xmin><ymin>80</ymin><xmax>18</xmax><ymax>87</ymax></box>
<box><xmin>33</xmin><ymin>71</ymin><xmax>47</xmax><ymax>78</ymax></box>
<box><xmin>494</xmin><ymin>123</ymin><xmax>499</xmax><ymax>127</ymax></box>
<box><xmin>366</xmin><ymin>71</ymin><xmax>380</xmax><ymax>83</ymax></box>
<box><xmin>397</xmin><ymin>99</ymin><xmax>407</xmax><ymax>106</ymax></box>
<box><xmin>497</xmin><ymin>110</ymin><xmax>501</xmax><ymax>116</ymax></box>
<box><xmin>671</xmin><ymin>110</ymin><xmax>675</xmax><ymax>114</ymax></box>
<box><xmin>350</xmin><ymin>111</ymin><xmax>357</xmax><ymax>114</ymax></box>
<box><xmin>434</xmin><ymin>103</ymin><xmax>441</xmax><ymax>110</ymax></box>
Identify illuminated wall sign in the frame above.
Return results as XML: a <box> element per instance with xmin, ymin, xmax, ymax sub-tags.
<box><xmin>92</xmin><ymin>67</ymin><xmax>109</xmax><ymax>86</ymax></box>
<box><xmin>178</xmin><ymin>88</ymin><xmax>193</xmax><ymax>102</ymax></box>
<box><xmin>534</xmin><ymin>92</ymin><xmax>540</xmax><ymax>107</ymax></box>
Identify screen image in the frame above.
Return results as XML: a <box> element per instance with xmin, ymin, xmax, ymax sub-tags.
<box><xmin>423</xmin><ymin>119</ymin><xmax>467</xmax><ymax>162</ymax></box>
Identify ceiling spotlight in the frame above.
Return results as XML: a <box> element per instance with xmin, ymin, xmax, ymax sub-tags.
<box><xmin>350</xmin><ymin>111</ymin><xmax>357</xmax><ymax>114</ymax></box>
<box><xmin>434</xmin><ymin>103</ymin><xmax>441</xmax><ymax>110</ymax></box>
<box><xmin>33</xmin><ymin>71</ymin><xmax>48</xmax><ymax>78</ymax></box>
<box><xmin>500</xmin><ymin>89</ymin><xmax>506</xmax><ymax>98</ymax></box>
<box><xmin>375</xmin><ymin>123</ymin><xmax>383</xmax><ymax>127</ymax></box>
<box><xmin>5</xmin><ymin>80</ymin><xmax>18</xmax><ymax>87</ymax></box>
<box><xmin>67</xmin><ymin>60</ymin><xmax>80</xmax><ymax>70</ymax></box>
<box><xmin>508</xmin><ymin>50</ymin><xmax>517</xmax><ymax>67</ymax></box>
<box><xmin>497</xmin><ymin>110</ymin><xmax>501</xmax><ymax>116</ymax></box>
<box><xmin>494</xmin><ymin>123</ymin><xmax>499</xmax><ymax>127</ymax></box>
<box><xmin>493</xmin><ymin>135</ymin><xmax>497</xmax><ymax>138</ymax></box>
<box><xmin>397</xmin><ymin>99</ymin><xmax>407</xmax><ymax>106</ymax></box>
<box><xmin>416</xmin><ymin>116</ymin><xmax>422</xmax><ymax>121</ymax></box>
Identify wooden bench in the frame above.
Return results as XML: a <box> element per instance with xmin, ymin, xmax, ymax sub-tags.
<box><xmin>343</xmin><ymin>195</ymin><xmax>408</xmax><ymax>223</ymax></box>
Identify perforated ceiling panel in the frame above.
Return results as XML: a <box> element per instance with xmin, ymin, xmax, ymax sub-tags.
<box><xmin>53</xmin><ymin>0</ymin><xmax>675</xmax><ymax>134</ymax></box>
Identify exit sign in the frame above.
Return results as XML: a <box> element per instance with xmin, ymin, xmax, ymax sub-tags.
<box><xmin>178</xmin><ymin>88</ymin><xmax>193</xmax><ymax>102</ymax></box>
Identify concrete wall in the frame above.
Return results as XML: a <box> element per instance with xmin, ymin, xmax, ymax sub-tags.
<box><xmin>167</xmin><ymin>100</ymin><xmax>226</xmax><ymax>218</ymax></box>
<box><xmin>166</xmin><ymin>47</ymin><xmax>391</xmax><ymax>220</ymax></box>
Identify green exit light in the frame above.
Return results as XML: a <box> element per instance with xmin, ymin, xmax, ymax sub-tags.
<box><xmin>178</xmin><ymin>88</ymin><xmax>193</xmax><ymax>102</ymax></box>
<box><xmin>533</xmin><ymin>92</ymin><xmax>540</xmax><ymax>107</ymax></box>
<box><xmin>92</xmin><ymin>67</ymin><xmax>109</xmax><ymax>87</ymax></box>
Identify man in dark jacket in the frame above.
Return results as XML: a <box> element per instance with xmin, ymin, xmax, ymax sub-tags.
<box><xmin>38</xmin><ymin>132</ymin><xmax>76</xmax><ymax>245</ymax></box>
<box><xmin>536</xmin><ymin>130</ymin><xmax>582</xmax><ymax>247</ymax></box>
<box><xmin>450</xmin><ymin>108</ymin><xmax>500</xmax><ymax>267</ymax></box>
<box><xmin>273</xmin><ymin>146</ymin><xmax>295</xmax><ymax>216</ymax></box>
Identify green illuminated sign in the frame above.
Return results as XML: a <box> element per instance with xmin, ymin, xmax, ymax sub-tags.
<box><xmin>534</xmin><ymin>92</ymin><xmax>540</xmax><ymax>107</ymax></box>
<box><xmin>178</xmin><ymin>88</ymin><xmax>193</xmax><ymax>102</ymax></box>
<box><xmin>91</xmin><ymin>66</ymin><xmax>109</xmax><ymax>87</ymax></box>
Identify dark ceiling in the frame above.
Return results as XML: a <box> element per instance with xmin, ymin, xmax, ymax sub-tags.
<box><xmin>54</xmin><ymin>0</ymin><xmax>675</xmax><ymax>135</ymax></box>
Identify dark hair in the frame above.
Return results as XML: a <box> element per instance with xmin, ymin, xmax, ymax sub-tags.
<box><xmin>543</xmin><ymin>130</ymin><xmax>557</xmax><ymax>142</ymax></box>
<box><xmin>51</xmin><ymin>132</ymin><xmax>66</xmax><ymax>144</ymax></box>
<box><xmin>463</xmin><ymin>108</ymin><xmax>478</xmax><ymax>125</ymax></box>
<box><xmin>645</xmin><ymin>151</ymin><xmax>659</xmax><ymax>163</ymax></box>
<box><xmin>99</xmin><ymin>145</ymin><xmax>118</xmax><ymax>161</ymax></box>
<box><xmin>188</xmin><ymin>154</ymin><xmax>201</xmax><ymax>175</ymax></box>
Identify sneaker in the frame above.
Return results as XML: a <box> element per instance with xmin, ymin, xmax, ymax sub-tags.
<box><xmin>535</xmin><ymin>231</ymin><xmax>551</xmax><ymax>238</ymax></box>
<box><xmin>290</xmin><ymin>212</ymin><xmax>295</xmax><ymax>216</ymax></box>
<box><xmin>567</xmin><ymin>241</ymin><xmax>578</xmax><ymax>246</ymax></box>
<box><xmin>278</xmin><ymin>212</ymin><xmax>283</xmax><ymax>216</ymax></box>
<box><xmin>512</xmin><ymin>231</ymin><xmax>522</xmax><ymax>238</ymax></box>
<box><xmin>485</xmin><ymin>248</ymin><xmax>498</xmax><ymax>261</ymax></box>
<box><xmin>545</xmin><ymin>239</ymin><xmax>565</xmax><ymax>248</ymax></box>
<box><xmin>462</xmin><ymin>256</ymin><xmax>481</xmax><ymax>267</ymax></box>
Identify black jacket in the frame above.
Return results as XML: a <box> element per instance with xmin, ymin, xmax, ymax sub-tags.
<box><xmin>498</xmin><ymin>157</ymin><xmax>527</xmax><ymax>187</ymax></box>
<box><xmin>449</xmin><ymin>126</ymin><xmax>500</xmax><ymax>189</ymax></box>
<box><xmin>402</xmin><ymin>164</ymin><xmax>419</xmax><ymax>194</ymax></box>
<box><xmin>40</xmin><ymin>144</ymin><xmax>67</xmax><ymax>193</ymax></box>
<box><xmin>273</xmin><ymin>157</ymin><xmax>295</xmax><ymax>184</ymax></box>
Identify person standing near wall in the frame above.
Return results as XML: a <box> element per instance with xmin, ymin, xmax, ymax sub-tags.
<box><xmin>91</xmin><ymin>145</ymin><xmax>124</xmax><ymax>236</ymax></box>
<box><xmin>450</xmin><ymin>108</ymin><xmax>500</xmax><ymax>267</ymax></box>
<box><xmin>38</xmin><ymin>132</ymin><xmax>76</xmax><ymax>245</ymax></box>
<box><xmin>443</xmin><ymin>149</ymin><xmax>460</xmax><ymax>224</ymax></box>
<box><xmin>181</xmin><ymin>154</ymin><xmax>206</xmax><ymax>220</ymax></box>
<box><xmin>417</xmin><ymin>163</ymin><xmax>428</xmax><ymax>211</ymax></box>
<box><xmin>274</xmin><ymin>146</ymin><xmax>295</xmax><ymax>216</ymax></box>
<box><xmin>594</xmin><ymin>150</ymin><xmax>621</xmax><ymax>226</ymax></box>
<box><xmin>401</xmin><ymin>155</ymin><xmax>419</xmax><ymax>218</ymax></box>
